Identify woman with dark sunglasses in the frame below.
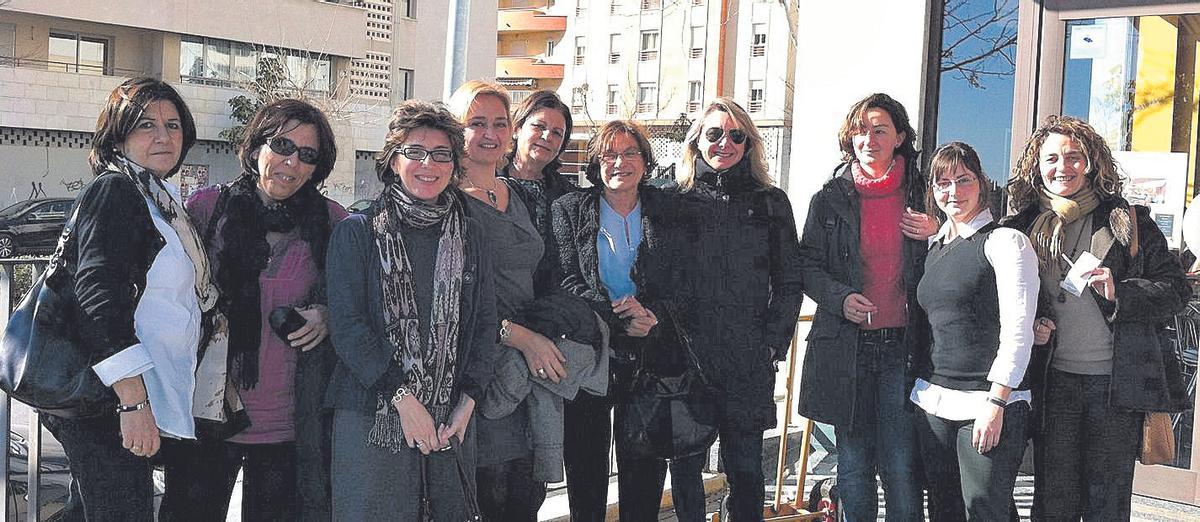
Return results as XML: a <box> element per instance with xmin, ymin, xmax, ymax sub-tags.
<box><xmin>324</xmin><ymin>100</ymin><xmax>497</xmax><ymax>520</ymax></box>
<box><xmin>668</xmin><ymin>97</ymin><xmax>805</xmax><ymax>521</ymax></box>
<box><xmin>795</xmin><ymin>93</ymin><xmax>940</xmax><ymax>521</ymax></box>
<box><xmin>158</xmin><ymin>99</ymin><xmax>348</xmax><ymax>521</ymax></box>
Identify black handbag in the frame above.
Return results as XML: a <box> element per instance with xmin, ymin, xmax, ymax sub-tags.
<box><xmin>0</xmin><ymin>204</ymin><xmax>118</xmax><ymax>417</ymax></box>
<box><xmin>417</xmin><ymin>435</ymin><xmax>482</xmax><ymax>521</ymax></box>
<box><xmin>615</xmin><ymin>303</ymin><xmax>720</xmax><ymax>460</ymax></box>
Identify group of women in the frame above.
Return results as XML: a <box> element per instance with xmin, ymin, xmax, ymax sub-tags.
<box><xmin>38</xmin><ymin>73</ymin><xmax>1189</xmax><ymax>522</ymax></box>
<box><xmin>797</xmin><ymin>94</ymin><xmax>1191</xmax><ymax>522</ymax></box>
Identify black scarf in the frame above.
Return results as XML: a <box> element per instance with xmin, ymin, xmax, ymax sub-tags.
<box><xmin>215</xmin><ymin>175</ymin><xmax>329</xmax><ymax>389</ymax></box>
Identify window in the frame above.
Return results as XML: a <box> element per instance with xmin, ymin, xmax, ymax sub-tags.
<box><xmin>688</xmin><ymin>80</ymin><xmax>702</xmax><ymax>112</ymax></box>
<box><xmin>636</xmin><ymin>82</ymin><xmax>657</xmax><ymax>113</ymax></box>
<box><xmin>751</xmin><ymin>23</ymin><xmax>767</xmax><ymax>57</ymax></box>
<box><xmin>609</xmin><ymin>34</ymin><xmax>621</xmax><ymax>63</ymax></box>
<box><xmin>690</xmin><ymin>26</ymin><xmax>705</xmax><ymax>58</ymax></box>
<box><xmin>607</xmin><ymin>84</ymin><xmax>620</xmax><ymax>114</ymax></box>
<box><xmin>641</xmin><ymin>0</ymin><xmax>661</xmax><ymax>9</ymax></box>
<box><xmin>546</xmin><ymin>39</ymin><xmax>556</xmax><ymax>57</ymax></box>
<box><xmin>48</xmin><ymin>32</ymin><xmax>108</xmax><ymax>75</ymax></box>
<box><xmin>398</xmin><ymin>0</ymin><xmax>415</xmax><ymax>18</ymax></box>
<box><xmin>511</xmin><ymin>90</ymin><xmax>532</xmax><ymax>104</ymax></box>
<box><xmin>749</xmin><ymin>80</ymin><xmax>764</xmax><ymax>112</ymax></box>
<box><xmin>639</xmin><ymin>31</ymin><xmax>659</xmax><ymax>61</ymax></box>
<box><xmin>0</xmin><ymin>23</ymin><xmax>15</xmax><ymax>64</ymax></box>
<box><xmin>397</xmin><ymin>68</ymin><xmax>414</xmax><ymax>100</ymax></box>
<box><xmin>571</xmin><ymin>87</ymin><xmax>585</xmax><ymax>114</ymax></box>
<box><xmin>179</xmin><ymin>35</ymin><xmax>332</xmax><ymax>92</ymax></box>
<box><xmin>574</xmin><ymin>36</ymin><xmax>586</xmax><ymax>65</ymax></box>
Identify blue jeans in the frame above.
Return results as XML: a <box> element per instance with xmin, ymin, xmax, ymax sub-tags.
<box><xmin>835</xmin><ymin>332</ymin><xmax>922</xmax><ymax>522</ymax></box>
<box><xmin>41</xmin><ymin>412</ymin><xmax>154</xmax><ymax>522</ymax></box>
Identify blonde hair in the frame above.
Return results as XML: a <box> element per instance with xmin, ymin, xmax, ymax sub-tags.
<box><xmin>677</xmin><ymin>97</ymin><xmax>772</xmax><ymax>191</ymax></box>
<box><xmin>446</xmin><ymin>80</ymin><xmax>513</xmax><ymax>163</ymax></box>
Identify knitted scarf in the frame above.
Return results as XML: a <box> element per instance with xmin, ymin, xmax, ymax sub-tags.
<box><xmin>114</xmin><ymin>158</ymin><xmax>217</xmax><ymax>314</ymax></box>
<box><xmin>215</xmin><ymin>175</ymin><xmax>316</xmax><ymax>389</ymax></box>
<box><xmin>368</xmin><ymin>183</ymin><xmax>465</xmax><ymax>452</ymax></box>
<box><xmin>1030</xmin><ymin>184</ymin><xmax>1100</xmax><ymax>269</ymax></box>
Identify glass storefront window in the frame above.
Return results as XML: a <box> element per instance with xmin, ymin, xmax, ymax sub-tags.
<box><xmin>1062</xmin><ymin>14</ymin><xmax>1200</xmax><ymax>470</ymax></box>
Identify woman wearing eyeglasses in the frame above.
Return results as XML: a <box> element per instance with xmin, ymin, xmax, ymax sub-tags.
<box><xmin>796</xmin><ymin>93</ymin><xmax>939</xmax><ymax>521</ymax></box>
<box><xmin>551</xmin><ymin>120</ymin><xmax>709</xmax><ymax>521</ymax></box>
<box><xmin>159</xmin><ymin>99</ymin><xmax>348</xmax><ymax>521</ymax></box>
<box><xmin>910</xmin><ymin>142</ymin><xmax>1038</xmax><ymax>521</ymax></box>
<box><xmin>324</xmin><ymin>100</ymin><xmax>496</xmax><ymax>520</ymax></box>
<box><xmin>669</xmin><ymin>98</ymin><xmax>805</xmax><ymax>521</ymax></box>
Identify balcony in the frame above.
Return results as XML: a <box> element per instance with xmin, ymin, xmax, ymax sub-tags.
<box><xmin>497</xmin><ymin>56</ymin><xmax>564</xmax><ymax>80</ymax></box>
<box><xmin>498</xmin><ymin>9</ymin><xmax>567</xmax><ymax>34</ymax></box>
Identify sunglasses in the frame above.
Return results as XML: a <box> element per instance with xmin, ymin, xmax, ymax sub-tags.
<box><xmin>704</xmin><ymin>127</ymin><xmax>747</xmax><ymax>145</ymax></box>
<box><xmin>267</xmin><ymin>136</ymin><xmax>320</xmax><ymax>165</ymax></box>
<box><xmin>398</xmin><ymin>146</ymin><xmax>455</xmax><ymax>164</ymax></box>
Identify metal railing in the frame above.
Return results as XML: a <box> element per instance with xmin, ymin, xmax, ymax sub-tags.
<box><xmin>0</xmin><ymin>258</ymin><xmax>50</xmax><ymax>522</ymax></box>
<box><xmin>0</xmin><ymin>56</ymin><xmax>144</xmax><ymax>78</ymax></box>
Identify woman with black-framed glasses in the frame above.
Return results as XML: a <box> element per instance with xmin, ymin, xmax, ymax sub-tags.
<box><xmin>158</xmin><ymin>98</ymin><xmax>348</xmax><ymax>521</ymax></box>
<box><xmin>324</xmin><ymin>100</ymin><xmax>497</xmax><ymax>520</ymax></box>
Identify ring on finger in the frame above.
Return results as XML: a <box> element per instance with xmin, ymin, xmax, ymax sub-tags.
<box><xmin>537</xmin><ymin>368</ymin><xmax>547</xmax><ymax>378</ymax></box>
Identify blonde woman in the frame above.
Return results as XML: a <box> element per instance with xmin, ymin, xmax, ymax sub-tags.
<box><xmin>670</xmin><ymin>97</ymin><xmax>805</xmax><ymax>521</ymax></box>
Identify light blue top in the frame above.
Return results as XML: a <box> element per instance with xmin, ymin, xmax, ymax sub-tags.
<box><xmin>597</xmin><ymin>197</ymin><xmax>642</xmax><ymax>300</ymax></box>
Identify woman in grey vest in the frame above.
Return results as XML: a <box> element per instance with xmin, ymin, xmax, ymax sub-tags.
<box><xmin>911</xmin><ymin>142</ymin><xmax>1038</xmax><ymax>520</ymax></box>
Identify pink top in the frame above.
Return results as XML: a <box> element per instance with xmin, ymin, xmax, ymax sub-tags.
<box><xmin>186</xmin><ymin>185</ymin><xmax>349</xmax><ymax>443</ymax></box>
<box><xmin>853</xmin><ymin>158</ymin><xmax>908</xmax><ymax>330</ymax></box>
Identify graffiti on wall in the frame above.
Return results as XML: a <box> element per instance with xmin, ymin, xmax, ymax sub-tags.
<box><xmin>29</xmin><ymin>181</ymin><xmax>47</xmax><ymax>199</ymax></box>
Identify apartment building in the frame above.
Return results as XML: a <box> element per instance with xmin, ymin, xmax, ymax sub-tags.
<box><xmin>0</xmin><ymin>0</ymin><xmax>497</xmax><ymax>207</ymax></box>
<box><xmin>497</xmin><ymin>0</ymin><xmax>797</xmax><ymax>182</ymax></box>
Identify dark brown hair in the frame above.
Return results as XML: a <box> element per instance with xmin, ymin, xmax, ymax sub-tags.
<box><xmin>924</xmin><ymin>141</ymin><xmax>991</xmax><ymax>220</ymax></box>
<box><xmin>89</xmin><ymin>77</ymin><xmax>196</xmax><ymax>178</ymax></box>
<box><xmin>836</xmin><ymin>93</ymin><xmax>917</xmax><ymax>164</ymax></box>
<box><xmin>584</xmin><ymin>120</ymin><xmax>657</xmax><ymax>187</ymax></box>
<box><xmin>375</xmin><ymin>100</ymin><xmax>466</xmax><ymax>185</ymax></box>
<box><xmin>504</xmin><ymin>90</ymin><xmax>574</xmax><ymax>177</ymax></box>
<box><xmin>239</xmin><ymin>98</ymin><xmax>337</xmax><ymax>190</ymax></box>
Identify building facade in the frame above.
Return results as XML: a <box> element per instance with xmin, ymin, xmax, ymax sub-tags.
<box><xmin>497</xmin><ymin>0</ymin><xmax>798</xmax><ymax>184</ymax></box>
<box><xmin>0</xmin><ymin>0</ymin><xmax>497</xmax><ymax>208</ymax></box>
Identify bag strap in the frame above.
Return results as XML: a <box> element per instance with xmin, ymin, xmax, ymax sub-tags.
<box><xmin>1128</xmin><ymin>206</ymin><xmax>1139</xmax><ymax>258</ymax></box>
<box><xmin>449</xmin><ymin>435</ymin><xmax>483</xmax><ymax>520</ymax></box>
<box><xmin>417</xmin><ymin>453</ymin><xmax>433</xmax><ymax>522</ymax></box>
<box><xmin>46</xmin><ymin>199</ymin><xmax>85</xmax><ymax>279</ymax></box>
<box><xmin>203</xmin><ymin>183</ymin><xmax>231</xmax><ymax>246</ymax></box>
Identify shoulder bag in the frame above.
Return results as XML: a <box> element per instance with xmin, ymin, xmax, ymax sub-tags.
<box><xmin>0</xmin><ymin>202</ymin><xmax>117</xmax><ymax>417</ymax></box>
<box><xmin>417</xmin><ymin>435</ymin><xmax>482</xmax><ymax>521</ymax></box>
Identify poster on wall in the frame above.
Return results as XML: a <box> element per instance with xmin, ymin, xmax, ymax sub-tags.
<box><xmin>178</xmin><ymin>164</ymin><xmax>209</xmax><ymax>200</ymax></box>
<box><xmin>1113</xmin><ymin>151</ymin><xmax>1187</xmax><ymax>249</ymax></box>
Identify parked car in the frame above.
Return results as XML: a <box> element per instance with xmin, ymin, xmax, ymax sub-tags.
<box><xmin>0</xmin><ymin>198</ymin><xmax>75</xmax><ymax>258</ymax></box>
<box><xmin>347</xmin><ymin>198</ymin><xmax>374</xmax><ymax>214</ymax></box>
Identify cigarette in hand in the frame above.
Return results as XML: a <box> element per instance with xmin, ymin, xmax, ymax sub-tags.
<box><xmin>866</xmin><ymin>311</ymin><xmax>872</xmax><ymax>325</ymax></box>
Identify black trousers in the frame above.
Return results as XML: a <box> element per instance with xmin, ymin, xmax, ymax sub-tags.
<box><xmin>718</xmin><ymin>426</ymin><xmax>766</xmax><ymax>522</ymax></box>
<box><xmin>616</xmin><ymin>449</ymin><xmax>707</xmax><ymax>522</ymax></box>
<box><xmin>1032</xmin><ymin>369</ymin><xmax>1142</xmax><ymax>521</ymax></box>
<box><xmin>158</xmin><ymin>438</ymin><xmax>297</xmax><ymax>522</ymax></box>
<box><xmin>41</xmin><ymin>413</ymin><xmax>154</xmax><ymax>522</ymax></box>
<box><xmin>477</xmin><ymin>456</ymin><xmax>546</xmax><ymax>522</ymax></box>
<box><xmin>563</xmin><ymin>390</ymin><xmax>615</xmax><ymax>521</ymax></box>
<box><xmin>914</xmin><ymin>402</ymin><xmax>1028</xmax><ymax>521</ymax></box>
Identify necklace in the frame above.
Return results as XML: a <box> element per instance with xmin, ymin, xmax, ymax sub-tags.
<box><xmin>463</xmin><ymin>174</ymin><xmax>499</xmax><ymax>207</ymax></box>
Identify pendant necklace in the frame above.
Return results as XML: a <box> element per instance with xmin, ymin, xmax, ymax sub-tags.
<box><xmin>464</xmin><ymin>175</ymin><xmax>499</xmax><ymax>207</ymax></box>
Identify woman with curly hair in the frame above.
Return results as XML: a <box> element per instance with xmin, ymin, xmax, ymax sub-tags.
<box><xmin>325</xmin><ymin>100</ymin><xmax>496</xmax><ymax>520</ymax></box>
<box><xmin>1002</xmin><ymin>116</ymin><xmax>1190</xmax><ymax>520</ymax></box>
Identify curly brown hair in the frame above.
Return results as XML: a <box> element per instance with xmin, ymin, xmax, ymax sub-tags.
<box><xmin>375</xmin><ymin>100</ymin><xmax>466</xmax><ymax>186</ymax></box>
<box><xmin>1008</xmin><ymin>115</ymin><xmax>1124</xmax><ymax>213</ymax></box>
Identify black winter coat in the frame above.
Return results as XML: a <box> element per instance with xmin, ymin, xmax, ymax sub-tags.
<box><xmin>1001</xmin><ymin>197</ymin><xmax>1191</xmax><ymax>425</ymax></box>
<box><xmin>667</xmin><ymin>160</ymin><xmax>805</xmax><ymax>431</ymax></box>
<box><xmin>795</xmin><ymin>161</ymin><xmax>931</xmax><ymax>428</ymax></box>
<box><xmin>551</xmin><ymin>186</ymin><xmax>686</xmax><ymax>374</ymax></box>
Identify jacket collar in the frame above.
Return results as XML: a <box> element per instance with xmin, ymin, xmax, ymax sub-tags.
<box><xmin>695</xmin><ymin>158</ymin><xmax>758</xmax><ymax>194</ymax></box>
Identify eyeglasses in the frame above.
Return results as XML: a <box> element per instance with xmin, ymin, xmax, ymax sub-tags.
<box><xmin>267</xmin><ymin>136</ymin><xmax>319</xmax><ymax>165</ymax></box>
<box><xmin>600</xmin><ymin>149</ymin><xmax>643</xmax><ymax>164</ymax></box>
<box><xmin>933</xmin><ymin>176</ymin><xmax>977</xmax><ymax>193</ymax></box>
<box><xmin>397</xmin><ymin>146</ymin><xmax>454</xmax><ymax>164</ymax></box>
<box><xmin>703</xmin><ymin>127</ymin><xmax>747</xmax><ymax>145</ymax></box>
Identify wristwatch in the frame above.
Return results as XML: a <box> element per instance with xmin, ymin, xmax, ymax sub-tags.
<box><xmin>391</xmin><ymin>386</ymin><xmax>412</xmax><ymax>405</ymax></box>
<box><xmin>499</xmin><ymin>319</ymin><xmax>512</xmax><ymax>343</ymax></box>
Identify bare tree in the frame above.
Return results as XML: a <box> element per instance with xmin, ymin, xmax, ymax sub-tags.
<box><xmin>940</xmin><ymin>0</ymin><xmax>1018</xmax><ymax>89</ymax></box>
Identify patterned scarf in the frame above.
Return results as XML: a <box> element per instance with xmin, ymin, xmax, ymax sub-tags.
<box><xmin>1030</xmin><ymin>183</ymin><xmax>1100</xmax><ymax>270</ymax></box>
<box><xmin>113</xmin><ymin>158</ymin><xmax>218</xmax><ymax>313</ymax></box>
<box><xmin>368</xmin><ymin>183</ymin><xmax>465</xmax><ymax>452</ymax></box>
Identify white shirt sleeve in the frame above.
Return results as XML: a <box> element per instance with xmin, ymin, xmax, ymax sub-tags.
<box><xmin>91</xmin><ymin>343</ymin><xmax>154</xmax><ymax>386</ymax></box>
<box><xmin>983</xmin><ymin>228</ymin><xmax>1039</xmax><ymax>388</ymax></box>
